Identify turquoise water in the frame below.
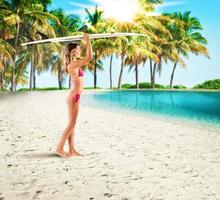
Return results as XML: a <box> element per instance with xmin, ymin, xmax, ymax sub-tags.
<box><xmin>82</xmin><ymin>90</ymin><xmax>220</xmax><ymax>126</ymax></box>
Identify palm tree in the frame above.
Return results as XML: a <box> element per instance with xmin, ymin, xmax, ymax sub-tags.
<box><xmin>49</xmin><ymin>44</ymin><xmax>66</xmax><ymax>89</ymax></box>
<box><xmin>15</xmin><ymin>54</ymin><xmax>29</xmax><ymax>88</ymax></box>
<box><xmin>32</xmin><ymin>0</ymin><xmax>52</xmax><ymax>12</ymax></box>
<box><xmin>93</xmin><ymin>19</ymin><xmax>119</xmax><ymax>89</ymax></box>
<box><xmin>0</xmin><ymin>4</ymin><xmax>15</xmax><ymax>90</ymax></box>
<box><xmin>117</xmin><ymin>37</ymin><xmax>128</xmax><ymax>89</ymax></box>
<box><xmin>26</xmin><ymin>24</ymin><xmax>57</xmax><ymax>90</ymax></box>
<box><xmin>0</xmin><ymin>38</ymin><xmax>15</xmax><ymax>90</ymax></box>
<box><xmin>115</xmin><ymin>22</ymin><xmax>141</xmax><ymax>89</ymax></box>
<box><xmin>1</xmin><ymin>63</ymin><xmax>13</xmax><ymax>90</ymax></box>
<box><xmin>144</xmin><ymin>15</ymin><xmax>176</xmax><ymax>88</ymax></box>
<box><xmin>1</xmin><ymin>0</ymin><xmax>59</xmax><ymax>92</ymax></box>
<box><xmin>85</xmin><ymin>5</ymin><xmax>103</xmax><ymax>89</ymax></box>
<box><xmin>134</xmin><ymin>9</ymin><xmax>173</xmax><ymax>88</ymax></box>
<box><xmin>50</xmin><ymin>8</ymin><xmax>84</xmax><ymax>89</ymax></box>
<box><xmin>164</xmin><ymin>11</ymin><xmax>209</xmax><ymax>89</ymax></box>
<box><xmin>50</xmin><ymin>8</ymin><xmax>83</xmax><ymax>35</ymax></box>
<box><xmin>125</xmin><ymin>38</ymin><xmax>158</xmax><ymax>89</ymax></box>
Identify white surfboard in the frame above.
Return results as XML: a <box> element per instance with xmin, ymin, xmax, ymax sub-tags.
<box><xmin>21</xmin><ymin>32</ymin><xmax>147</xmax><ymax>46</ymax></box>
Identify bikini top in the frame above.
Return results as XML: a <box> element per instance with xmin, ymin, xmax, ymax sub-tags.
<box><xmin>78</xmin><ymin>67</ymin><xmax>84</xmax><ymax>77</ymax></box>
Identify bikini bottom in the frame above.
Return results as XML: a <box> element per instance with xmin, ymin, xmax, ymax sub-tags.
<box><xmin>70</xmin><ymin>90</ymin><xmax>81</xmax><ymax>103</ymax></box>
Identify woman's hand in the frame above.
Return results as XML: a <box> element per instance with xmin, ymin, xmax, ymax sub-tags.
<box><xmin>83</xmin><ymin>33</ymin><xmax>90</xmax><ymax>42</ymax></box>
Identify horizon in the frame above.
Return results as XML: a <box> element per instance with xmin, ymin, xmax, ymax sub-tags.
<box><xmin>17</xmin><ymin>0</ymin><xmax>220</xmax><ymax>90</ymax></box>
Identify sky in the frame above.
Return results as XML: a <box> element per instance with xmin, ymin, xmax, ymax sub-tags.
<box><xmin>18</xmin><ymin>0</ymin><xmax>220</xmax><ymax>89</ymax></box>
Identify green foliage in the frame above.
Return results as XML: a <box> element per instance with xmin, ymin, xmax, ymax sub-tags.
<box><xmin>122</xmin><ymin>82</ymin><xmax>171</xmax><ymax>89</ymax></box>
<box><xmin>154</xmin><ymin>83</ymin><xmax>170</xmax><ymax>89</ymax></box>
<box><xmin>12</xmin><ymin>87</ymin><xmax>104</xmax><ymax>91</ymax></box>
<box><xmin>17</xmin><ymin>88</ymin><xmax>30</xmax><ymax>91</ymax></box>
<box><xmin>17</xmin><ymin>87</ymin><xmax>68</xmax><ymax>91</ymax></box>
<box><xmin>121</xmin><ymin>84</ymin><xmax>133</xmax><ymax>89</ymax></box>
<box><xmin>0</xmin><ymin>88</ymin><xmax>8</xmax><ymax>92</ymax></box>
<box><xmin>35</xmin><ymin>87</ymin><xmax>68</xmax><ymax>91</ymax></box>
<box><xmin>173</xmin><ymin>84</ymin><xmax>187</xmax><ymax>89</ymax></box>
<box><xmin>193</xmin><ymin>79</ymin><xmax>220</xmax><ymax>89</ymax></box>
<box><xmin>84</xmin><ymin>86</ymin><xmax>102</xmax><ymax>89</ymax></box>
<box><xmin>138</xmin><ymin>82</ymin><xmax>152</xmax><ymax>88</ymax></box>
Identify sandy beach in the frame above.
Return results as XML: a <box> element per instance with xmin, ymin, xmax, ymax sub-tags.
<box><xmin>0</xmin><ymin>90</ymin><xmax>220</xmax><ymax>200</ymax></box>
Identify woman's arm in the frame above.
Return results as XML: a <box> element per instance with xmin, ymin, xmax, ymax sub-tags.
<box><xmin>70</xmin><ymin>33</ymin><xmax>93</xmax><ymax>68</ymax></box>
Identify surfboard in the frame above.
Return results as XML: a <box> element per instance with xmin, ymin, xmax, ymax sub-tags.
<box><xmin>21</xmin><ymin>32</ymin><xmax>147</xmax><ymax>46</ymax></box>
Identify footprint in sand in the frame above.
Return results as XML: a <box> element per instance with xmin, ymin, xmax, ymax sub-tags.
<box><xmin>104</xmin><ymin>193</ymin><xmax>113</xmax><ymax>197</ymax></box>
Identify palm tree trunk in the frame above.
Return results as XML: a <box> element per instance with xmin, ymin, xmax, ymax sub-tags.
<box><xmin>150</xmin><ymin>59</ymin><xmax>153</xmax><ymax>84</ymax></box>
<box><xmin>0</xmin><ymin>56</ymin><xmax>4</xmax><ymax>90</ymax></box>
<box><xmin>2</xmin><ymin>65</ymin><xmax>6</xmax><ymax>90</ymax></box>
<box><xmin>94</xmin><ymin>50</ymin><xmax>97</xmax><ymax>89</ymax></box>
<box><xmin>58</xmin><ymin>64</ymin><xmax>62</xmax><ymax>89</ymax></box>
<box><xmin>0</xmin><ymin>54</ymin><xmax>3</xmax><ymax>90</ymax></box>
<box><xmin>58</xmin><ymin>71</ymin><xmax>62</xmax><ymax>89</ymax></box>
<box><xmin>135</xmin><ymin>59</ymin><xmax>139</xmax><ymax>89</ymax></box>
<box><xmin>33</xmin><ymin>64</ymin><xmax>36</xmax><ymax>89</ymax></box>
<box><xmin>11</xmin><ymin>22</ymin><xmax>20</xmax><ymax>92</ymax></box>
<box><xmin>117</xmin><ymin>53</ymin><xmax>125</xmax><ymax>89</ymax></box>
<box><xmin>0</xmin><ymin>70</ymin><xmax>3</xmax><ymax>91</ymax></box>
<box><xmin>170</xmin><ymin>62</ymin><xmax>177</xmax><ymax>89</ymax></box>
<box><xmin>29</xmin><ymin>56</ymin><xmax>33</xmax><ymax>90</ymax></box>
<box><xmin>152</xmin><ymin>63</ymin><xmax>157</xmax><ymax>88</ymax></box>
<box><xmin>109</xmin><ymin>54</ymin><xmax>113</xmax><ymax>89</ymax></box>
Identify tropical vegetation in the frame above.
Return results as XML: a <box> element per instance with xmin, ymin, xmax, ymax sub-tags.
<box><xmin>193</xmin><ymin>79</ymin><xmax>220</xmax><ymax>90</ymax></box>
<box><xmin>0</xmin><ymin>0</ymin><xmax>210</xmax><ymax>92</ymax></box>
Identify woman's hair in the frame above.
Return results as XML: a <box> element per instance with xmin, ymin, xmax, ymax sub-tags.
<box><xmin>63</xmin><ymin>42</ymin><xmax>80</xmax><ymax>74</ymax></box>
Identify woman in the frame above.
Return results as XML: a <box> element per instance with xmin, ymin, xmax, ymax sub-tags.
<box><xmin>55</xmin><ymin>33</ymin><xmax>93</xmax><ymax>158</ymax></box>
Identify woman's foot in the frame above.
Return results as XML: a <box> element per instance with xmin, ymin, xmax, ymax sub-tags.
<box><xmin>55</xmin><ymin>148</ymin><xmax>70</xmax><ymax>158</ymax></box>
<box><xmin>68</xmin><ymin>150</ymin><xmax>84</xmax><ymax>157</ymax></box>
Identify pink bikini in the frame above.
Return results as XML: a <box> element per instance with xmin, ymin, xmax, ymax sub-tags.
<box><xmin>71</xmin><ymin>67</ymin><xmax>84</xmax><ymax>103</ymax></box>
<box><xmin>78</xmin><ymin>67</ymin><xmax>84</xmax><ymax>77</ymax></box>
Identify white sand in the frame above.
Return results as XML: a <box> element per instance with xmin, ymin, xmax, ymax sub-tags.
<box><xmin>0</xmin><ymin>90</ymin><xmax>220</xmax><ymax>200</ymax></box>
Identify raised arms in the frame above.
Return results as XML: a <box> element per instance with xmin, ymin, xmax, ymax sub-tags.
<box><xmin>70</xmin><ymin>33</ymin><xmax>93</xmax><ymax>68</ymax></box>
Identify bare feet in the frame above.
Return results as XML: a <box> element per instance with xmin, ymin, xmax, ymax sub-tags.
<box><xmin>68</xmin><ymin>150</ymin><xmax>84</xmax><ymax>157</ymax></box>
<box><xmin>55</xmin><ymin>148</ymin><xmax>70</xmax><ymax>158</ymax></box>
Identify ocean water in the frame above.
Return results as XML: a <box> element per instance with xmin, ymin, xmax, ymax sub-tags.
<box><xmin>81</xmin><ymin>90</ymin><xmax>220</xmax><ymax>126</ymax></box>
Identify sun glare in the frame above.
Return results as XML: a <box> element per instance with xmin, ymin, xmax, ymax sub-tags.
<box><xmin>93</xmin><ymin>0</ymin><xmax>142</xmax><ymax>22</ymax></box>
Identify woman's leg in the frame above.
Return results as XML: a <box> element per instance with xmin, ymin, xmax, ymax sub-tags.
<box><xmin>68</xmin><ymin>130</ymin><xmax>84</xmax><ymax>156</ymax></box>
<box><xmin>67</xmin><ymin>97</ymin><xmax>84</xmax><ymax>156</ymax></box>
<box><xmin>68</xmin><ymin>128</ymin><xmax>75</xmax><ymax>152</ymax></box>
<box><xmin>55</xmin><ymin>92</ymin><xmax>79</xmax><ymax>157</ymax></box>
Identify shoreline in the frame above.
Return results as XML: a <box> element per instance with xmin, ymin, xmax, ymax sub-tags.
<box><xmin>1</xmin><ymin>87</ymin><xmax>220</xmax><ymax>94</ymax></box>
<box><xmin>81</xmin><ymin>90</ymin><xmax>220</xmax><ymax>132</ymax></box>
<box><xmin>1</xmin><ymin>89</ymin><xmax>220</xmax><ymax>130</ymax></box>
<box><xmin>81</xmin><ymin>98</ymin><xmax>220</xmax><ymax>134</ymax></box>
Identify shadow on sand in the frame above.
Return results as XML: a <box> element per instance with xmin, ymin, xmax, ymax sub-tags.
<box><xmin>25</xmin><ymin>152</ymin><xmax>61</xmax><ymax>158</ymax></box>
